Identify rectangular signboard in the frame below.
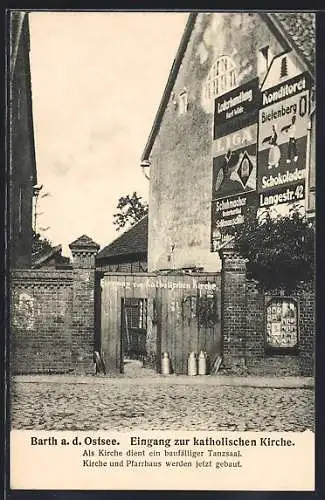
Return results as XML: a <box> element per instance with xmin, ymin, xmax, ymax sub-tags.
<box><xmin>211</xmin><ymin>192</ymin><xmax>258</xmax><ymax>251</ymax></box>
<box><xmin>214</xmin><ymin>78</ymin><xmax>260</xmax><ymax>139</ymax></box>
<box><xmin>212</xmin><ymin>142</ymin><xmax>257</xmax><ymax>200</ymax></box>
<box><xmin>211</xmin><ymin>80</ymin><xmax>260</xmax><ymax>252</ymax></box>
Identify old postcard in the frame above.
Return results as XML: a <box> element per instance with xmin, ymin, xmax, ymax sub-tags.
<box><xmin>8</xmin><ymin>10</ymin><xmax>315</xmax><ymax>491</ymax></box>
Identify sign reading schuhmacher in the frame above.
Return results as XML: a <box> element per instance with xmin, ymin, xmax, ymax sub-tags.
<box><xmin>257</xmin><ymin>72</ymin><xmax>311</xmax><ymax>209</ymax></box>
<box><xmin>211</xmin><ymin>79</ymin><xmax>260</xmax><ymax>251</ymax></box>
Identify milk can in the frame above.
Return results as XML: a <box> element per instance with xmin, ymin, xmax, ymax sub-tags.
<box><xmin>161</xmin><ymin>352</ymin><xmax>171</xmax><ymax>375</ymax></box>
<box><xmin>187</xmin><ymin>352</ymin><xmax>197</xmax><ymax>376</ymax></box>
<box><xmin>198</xmin><ymin>350</ymin><xmax>207</xmax><ymax>375</ymax></box>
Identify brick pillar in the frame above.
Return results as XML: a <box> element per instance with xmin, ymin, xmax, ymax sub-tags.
<box><xmin>219</xmin><ymin>240</ymin><xmax>248</xmax><ymax>374</ymax></box>
<box><xmin>298</xmin><ymin>284</ymin><xmax>315</xmax><ymax>376</ymax></box>
<box><xmin>69</xmin><ymin>235</ymin><xmax>99</xmax><ymax>374</ymax></box>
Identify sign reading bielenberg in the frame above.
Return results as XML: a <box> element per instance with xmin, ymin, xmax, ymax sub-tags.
<box><xmin>257</xmin><ymin>72</ymin><xmax>311</xmax><ymax>208</ymax></box>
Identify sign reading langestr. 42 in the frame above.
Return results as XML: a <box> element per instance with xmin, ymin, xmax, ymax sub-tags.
<box><xmin>257</xmin><ymin>68</ymin><xmax>312</xmax><ymax>209</ymax></box>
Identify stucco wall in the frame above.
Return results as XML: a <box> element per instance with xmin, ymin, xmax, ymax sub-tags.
<box><xmin>148</xmin><ymin>12</ymin><xmax>306</xmax><ymax>272</ymax></box>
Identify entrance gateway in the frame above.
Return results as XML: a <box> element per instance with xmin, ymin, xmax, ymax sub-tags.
<box><xmin>99</xmin><ymin>272</ymin><xmax>222</xmax><ymax>374</ymax></box>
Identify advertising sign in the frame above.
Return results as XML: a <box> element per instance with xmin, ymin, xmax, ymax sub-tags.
<box><xmin>211</xmin><ymin>192</ymin><xmax>257</xmax><ymax>251</ymax></box>
<box><xmin>257</xmin><ymin>72</ymin><xmax>311</xmax><ymax>209</ymax></box>
<box><xmin>214</xmin><ymin>78</ymin><xmax>260</xmax><ymax>139</ymax></box>
<box><xmin>266</xmin><ymin>298</ymin><xmax>298</xmax><ymax>350</ymax></box>
<box><xmin>212</xmin><ymin>138</ymin><xmax>257</xmax><ymax>200</ymax></box>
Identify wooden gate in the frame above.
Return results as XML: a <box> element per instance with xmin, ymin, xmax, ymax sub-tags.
<box><xmin>99</xmin><ymin>272</ymin><xmax>221</xmax><ymax>374</ymax></box>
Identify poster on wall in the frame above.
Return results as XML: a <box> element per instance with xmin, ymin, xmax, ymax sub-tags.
<box><xmin>257</xmin><ymin>72</ymin><xmax>311</xmax><ymax>212</ymax></box>
<box><xmin>211</xmin><ymin>191</ymin><xmax>258</xmax><ymax>251</ymax></box>
<box><xmin>266</xmin><ymin>298</ymin><xmax>298</xmax><ymax>350</ymax></box>
<box><xmin>212</xmin><ymin>138</ymin><xmax>257</xmax><ymax>199</ymax></box>
<box><xmin>211</xmin><ymin>78</ymin><xmax>260</xmax><ymax>251</ymax></box>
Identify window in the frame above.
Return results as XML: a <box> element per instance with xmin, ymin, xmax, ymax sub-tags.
<box><xmin>203</xmin><ymin>56</ymin><xmax>237</xmax><ymax>103</ymax></box>
<box><xmin>124</xmin><ymin>298</ymin><xmax>147</xmax><ymax>329</ymax></box>
<box><xmin>257</xmin><ymin>46</ymin><xmax>273</xmax><ymax>77</ymax></box>
<box><xmin>265</xmin><ymin>298</ymin><xmax>298</xmax><ymax>353</ymax></box>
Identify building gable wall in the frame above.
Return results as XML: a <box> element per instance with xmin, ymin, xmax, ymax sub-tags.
<box><xmin>10</xmin><ymin>14</ymin><xmax>36</xmax><ymax>268</ymax></box>
<box><xmin>148</xmin><ymin>12</ymin><xmax>308</xmax><ymax>272</ymax></box>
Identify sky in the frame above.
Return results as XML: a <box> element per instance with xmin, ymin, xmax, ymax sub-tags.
<box><xmin>29</xmin><ymin>12</ymin><xmax>188</xmax><ymax>255</ymax></box>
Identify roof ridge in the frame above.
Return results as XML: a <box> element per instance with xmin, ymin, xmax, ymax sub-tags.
<box><xmin>32</xmin><ymin>244</ymin><xmax>62</xmax><ymax>268</ymax></box>
<box><xmin>141</xmin><ymin>13</ymin><xmax>196</xmax><ymax>162</ymax></box>
<box><xmin>110</xmin><ymin>213</ymin><xmax>148</xmax><ymax>241</ymax></box>
<box><xmin>97</xmin><ymin>215</ymin><xmax>148</xmax><ymax>259</ymax></box>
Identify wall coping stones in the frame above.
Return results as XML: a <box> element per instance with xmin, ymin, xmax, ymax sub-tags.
<box><xmin>11</xmin><ymin>269</ymin><xmax>73</xmax><ymax>284</ymax></box>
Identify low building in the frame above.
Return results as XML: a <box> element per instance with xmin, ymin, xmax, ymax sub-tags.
<box><xmin>96</xmin><ymin>216</ymin><xmax>148</xmax><ymax>273</ymax></box>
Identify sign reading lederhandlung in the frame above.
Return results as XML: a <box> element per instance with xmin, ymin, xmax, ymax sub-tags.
<box><xmin>214</xmin><ymin>77</ymin><xmax>260</xmax><ymax>139</ymax></box>
<box><xmin>211</xmin><ymin>79</ymin><xmax>260</xmax><ymax>251</ymax></box>
<box><xmin>257</xmin><ymin>72</ymin><xmax>311</xmax><ymax>209</ymax></box>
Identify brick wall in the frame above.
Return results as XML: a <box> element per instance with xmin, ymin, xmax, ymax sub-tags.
<box><xmin>296</xmin><ymin>284</ymin><xmax>315</xmax><ymax>376</ymax></box>
<box><xmin>10</xmin><ymin>235</ymin><xmax>99</xmax><ymax>374</ymax></box>
<box><xmin>221</xmin><ymin>247</ymin><xmax>247</xmax><ymax>373</ymax></box>
<box><xmin>220</xmin><ymin>243</ymin><xmax>315</xmax><ymax>376</ymax></box>
<box><xmin>69</xmin><ymin>235</ymin><xmax>99</xmax><ymax>374</ymax></box>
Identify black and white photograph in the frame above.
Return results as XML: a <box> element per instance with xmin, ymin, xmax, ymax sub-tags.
<box><xmin>7</xmin><ymin>10</ymin><xmax>316</xmax><ymax>491</ymax></box>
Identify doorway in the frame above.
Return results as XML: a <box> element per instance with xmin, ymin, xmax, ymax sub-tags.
<box><xmin>121</xmin><ymin>298</ymin><xmax>148</xmax><ymax>371</ymax></box>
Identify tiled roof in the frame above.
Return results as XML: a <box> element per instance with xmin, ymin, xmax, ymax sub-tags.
<box><xmin>32</xmin><ymin>244</ymin><xmax>71</xmax><ymax>269</ymax></box>
<box><xmin>271</xmin><ymin>12</ymin><xmax>315</xmax><ymax>72</ymax></box>
<box><xmin>69</xmin><ymin>234</ymin><xmax>100</xmax><ymax>250</ymax></box>
<box><xmin>97</xmin><ymin>216</ymin><xmax>148</xmax><ymax>260</ymax></box>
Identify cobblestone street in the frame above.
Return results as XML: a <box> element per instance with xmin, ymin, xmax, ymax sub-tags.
<box><xmin>10</xmin><ymin>369</ymin><xmax>314</xmax><ymax>432</ymax></box>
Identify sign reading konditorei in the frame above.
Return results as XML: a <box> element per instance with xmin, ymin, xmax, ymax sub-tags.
<box><xmin>211</xmin><ymin>79</ymin><xmax>260</xmax><ymax>251</ymax></box>
<box><xmin>257</xmin><ymin>72</ymin><xmax>311</xmax><ymax>209</ymax></box>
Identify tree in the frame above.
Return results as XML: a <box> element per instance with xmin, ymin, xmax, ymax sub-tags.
<box><xmin>230</xmin><ymin>206</ymin><xmax>315</xmax><ymax>293</ymax></box>
<box><xmin>113</xmin><ymin>192</ymin><xmax>148</xmax><ymax>231</ymax></box>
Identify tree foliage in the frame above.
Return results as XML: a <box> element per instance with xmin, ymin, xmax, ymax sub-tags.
<box><xmin>113</xmin><ymin>192</ymin><xmax>148</xmax><ymax>231</ymax></box>
<box><xmin>231</xmin><ymin>206</ymin><xmax>315</xmax><ymax>293</ymax></box>
<box><xmin>32</xmin><ymin>231</ymin><xmax>53</xmax><ymax>257</ymax></box>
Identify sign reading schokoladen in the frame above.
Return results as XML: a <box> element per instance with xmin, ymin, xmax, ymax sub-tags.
<box><xmin>257</xmin><ymin>72</ymin><xmax>311</xmax><ymax>210</ymax></box>
<box><xmin>211</xmin><ymin>78</ymin><xmax>260</xmax><ymax>251</ymax></box>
